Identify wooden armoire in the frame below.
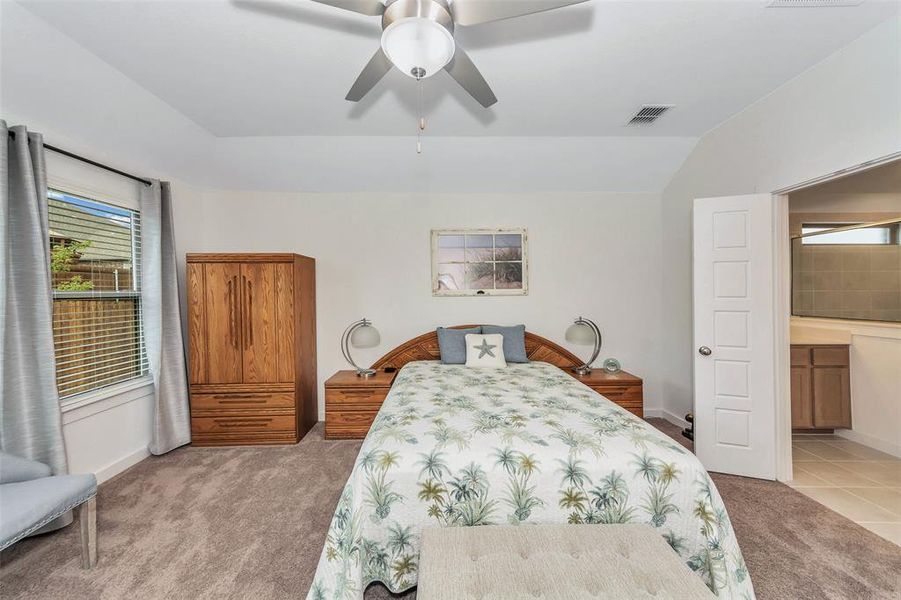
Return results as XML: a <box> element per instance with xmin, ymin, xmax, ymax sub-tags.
<box><xmin>186</xmin><ymin>253</ymin><xmax>317</xmax><ymax>445</ymax></box>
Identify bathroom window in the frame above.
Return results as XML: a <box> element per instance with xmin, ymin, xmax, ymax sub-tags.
<box><xmin>801</xmin><ymin>223</ymin><xmax>898</xmax><ymax>245</ymax></box>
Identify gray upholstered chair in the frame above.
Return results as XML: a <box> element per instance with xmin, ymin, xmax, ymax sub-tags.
<box><xmin>0</xmin><ymin>452</ymin><xmax>98</xmax><ymax>568</ymax></box>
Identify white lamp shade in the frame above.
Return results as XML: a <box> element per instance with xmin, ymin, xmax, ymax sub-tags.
<box><xmin>565</xmin><ymin>322</ymin><xmax>596</xmax><ymax>346</ymax></box>
<box><xmin>351</xmin><ymin>324</ymin><xmax>381</xmax><ymax>349</ymax></box>
<box><xmin>380</xmin><ymin>17</ymin><xmax>455</xmax><ymax>79</ymax></box>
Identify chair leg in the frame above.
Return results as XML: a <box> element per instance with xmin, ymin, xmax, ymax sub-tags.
<box><xmin>78</xmin><ymin>497</ymin><xmax>97</xmax><ymax>569</ymax></box>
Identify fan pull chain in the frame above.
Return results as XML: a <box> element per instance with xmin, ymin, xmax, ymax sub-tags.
<box><xmin>417</xmin><ymin>75</ymin><xmax>425</xmax><ymax>154</ymax></box>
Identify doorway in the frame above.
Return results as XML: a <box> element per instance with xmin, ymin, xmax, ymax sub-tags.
<box><xmin>778</xmin><ymin>159</ymin><xmax>901</xmax><ymax>545</ymax></box>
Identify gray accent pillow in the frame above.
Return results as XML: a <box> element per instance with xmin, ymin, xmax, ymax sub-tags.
<box><xmin>481</xmin><ymin>324</ymin><xmax>529</xmax><ymax>363</ymax></box>
<box><xmin>437</xmin><ymin>327</ymin><xmax>482</xmax><ymax>364</ymax></box>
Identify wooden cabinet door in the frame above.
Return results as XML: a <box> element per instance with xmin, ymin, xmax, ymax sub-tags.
<box><xmin>187</xmin><ymin>263</ymin><xmax>207</xmax><ymax>384</ymax></box>
<box><xmin>812</xmin><ymin>367</ymin><xmax>851</xmax><ymax>428</ymax></box>
<box><xmin>790</xmin><ymin>366</ymin><xmax>813</xmax><ymax>428</ymax></box>
<box><xmin>203</xmin><ymin>262</ymin><xmax>243</xmax><ymax>383</ymax></box>
<box><xmin>241</xmin><ymin>263</ymin><xmax>279</xmax><ymax>383</ymax></box>
<box><xmin>274</xmin><ymin>263</ymin><xmax>296</xmax><ymax>383</ymax></box>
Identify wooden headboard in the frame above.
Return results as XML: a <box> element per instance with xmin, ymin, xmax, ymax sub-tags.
<box><xmin>371</xmin><ymin>325</ymin><xmax>582</xmax><ymax>371</ymax></box>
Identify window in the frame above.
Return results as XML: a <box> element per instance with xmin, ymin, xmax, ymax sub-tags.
<box><xmin>801</xmin><ymin>223</ymin><xmax>898</xmax><ymax>245</ymax></box>
<box><xmin>49</xmin><ymin>190</ymin><xmax>148</xmax><ymax>398</ymax></box>
<box><xmin>432</xmin><ymin>229</ymin><xmax>528</xmax><ymax>296</ymax></box>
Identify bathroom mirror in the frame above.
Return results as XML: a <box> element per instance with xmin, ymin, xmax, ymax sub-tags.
<box><xmin>791</xmin><ymin>219</ymin><xmax>901</xmax><ymax>323</ymax></box>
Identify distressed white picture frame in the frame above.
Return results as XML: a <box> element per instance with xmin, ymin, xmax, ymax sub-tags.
<box><xmin>431</xmin><ymin>228</ymin><xmax>529</xmax><ymax>296</ymax></box>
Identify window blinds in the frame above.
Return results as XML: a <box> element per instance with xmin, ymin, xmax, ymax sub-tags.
<box><xmin>49</xmin><ymin>190</ymin><xmax>148</xmax><ymax>398</ymax></box>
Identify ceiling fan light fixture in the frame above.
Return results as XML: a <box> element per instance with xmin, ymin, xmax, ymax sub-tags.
<box><xmin>380</xmin><ymin>17</ymin><xmax>455</xmax><ymax>79</ymax></box>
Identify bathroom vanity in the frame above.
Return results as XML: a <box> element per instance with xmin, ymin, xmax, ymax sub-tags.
<box><xmin>790</xmin><ymin>342</ymin><xmax>852</xmax><ymax>430</ymax></box>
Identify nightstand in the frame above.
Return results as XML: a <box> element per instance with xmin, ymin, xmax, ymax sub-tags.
<box><xmin>567</xmin><ymin>369</ymin><xmax>644</xmax><ymax>418</ymax></box>
<box><xmin>325</xmin><ymin>370</ymin><xmax>397</xmax><ymax>439</ymax></box>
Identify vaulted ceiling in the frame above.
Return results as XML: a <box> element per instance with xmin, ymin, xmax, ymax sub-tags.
<box><xmin>4</xmin><ymin>0</ymin><xmax>898</xmax><ymax>191</ymax></box>
<box><xmin>20</xmin><ymin>0</ymin><xmax>897</xmax><ymax>137</ymax></box>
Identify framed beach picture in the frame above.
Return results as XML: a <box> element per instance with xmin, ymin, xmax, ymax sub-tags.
<box><xmin>431</xmin><ymin>229</ymin><xmax>528</xmax><ymax>296</ymax></box>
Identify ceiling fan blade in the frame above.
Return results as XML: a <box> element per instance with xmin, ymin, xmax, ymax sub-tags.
<box><xmin>308</xmin><ymin>0</ymin><xmax>385</xmax><ymax>17</ymax></box>
<box><xmin>346</xmin><ymin>48</ymin><xmax>393</xmax><ymax>101</ymax></box>
<box><xmin>451</xmin><ymin>0</ymin><xmax>589</xmax><ymax>26</ymax></box>
<box><xmin>444</xmin><ymin>45</ymin><xmax>497</xmax><ymax>108</ymax></box>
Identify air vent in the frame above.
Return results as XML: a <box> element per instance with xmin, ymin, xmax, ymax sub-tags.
<box><xmin>627</xmin><ymin>105</ymin><xmax>673</xmax><ymax>126</ymax></box>
<box><xmin>767</xmin><ymin>0</ymin><xmax>864</xmax><ymax>7</ymax></box>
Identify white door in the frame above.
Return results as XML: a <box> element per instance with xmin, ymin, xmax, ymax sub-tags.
<box><xmin>693</xmin><ymin>194</ymin><xmax>776</xmax><ymax>480</ymax></box>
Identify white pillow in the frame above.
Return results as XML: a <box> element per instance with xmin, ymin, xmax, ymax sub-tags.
<box><xmin>464</xmin><ymin>333</ymin><xmax>507</xmax><ymax>368</ymax></box>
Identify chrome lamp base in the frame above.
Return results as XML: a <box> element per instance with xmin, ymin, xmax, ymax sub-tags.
<box><xmin>356</xmin><ymin>368</ymin><xmax>377</xmax><ymax>378</ymax></box>
<box><xmin>571</xmin><ymin>365</ymin><xmax>593</xmax><ymax>376</ymax></box>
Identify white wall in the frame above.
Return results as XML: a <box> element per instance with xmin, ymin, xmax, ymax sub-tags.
<box><xmin>62</xmin><ymin>384</ymin><xmax>155</xmax><ymax>483</ymax></box>
<box><xmin>659</xmin><ymin>15</ymin><xmax>901</xmax><ymax>421</ymax></box>
<box><xmin>789</xmin><ymin>160</ymin><xmax>901</xmax><ymax>213</ymax></box>
<box><xmin>183</xmin><ymin>191</ymin><xmax>667</xmax><ymax>416</ymax></box>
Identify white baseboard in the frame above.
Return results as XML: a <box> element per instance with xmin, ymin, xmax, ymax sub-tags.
<box><xmin>835</xmin><ymin>429</ymin><xmax>901</xmax><ymax>459</ymax></box>
<box><xmin>644</xmin><ymin>408</ymin><xmax>690</xmax><ymax>430</ymax></box>
<box><xmin>94</xmin><ymin>447</ymin><xmax>150</xmax><ymax>484</ymax></box>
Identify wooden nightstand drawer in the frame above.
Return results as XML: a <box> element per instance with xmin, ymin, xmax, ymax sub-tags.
<box><xmin>325</xmin><ymin>410</ymin><xmax>380</xmax><ymax>439</ymax></box>
<box><xmin>588</xmin><ymin>384</ymin><xmax>642</xmax><ymax>401</ymax></box>
<box><xmin>325</xmin><ymin>387</ymin><xmax>389</xmax><ymax>406</ymax></box>
<box><xmin>325</xmin><ymin>370</ymin><xmax>398</xmax><ymax>439</ymax></box>
<box><xmin>191</xmin><ymin>391</ymin><xmax>295</xmax><ymax>412</ymax></box>
<box><xmin>191</xmin><ymin>414</ymin><xmax>296</xmax><ymax>435</ymax></box>
<box><xmin>566</xmin><ymin>368</ymin><xmax>644</xmax><ymax>419</ymax></box>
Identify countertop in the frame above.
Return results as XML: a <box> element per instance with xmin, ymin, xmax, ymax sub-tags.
<box><xmin>790</xmin><ymin>326</ymin><xmax>852</xmax><ymax>345</ymax></box>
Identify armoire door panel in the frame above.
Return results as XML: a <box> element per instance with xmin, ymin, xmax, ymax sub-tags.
<box><xmin>275</xmin><ymin>263</ymin><xmax>296</xmax><ymax>383</ymax></box>
<box><xmin>204</xmin><ymin>262</ymin><xmax>243</xmax><ymax>383</ymax></box>
<box><xmin>241</xmin><ymin>263</ymin><xmax>279</xmax><ymax>383</ymax></box>
<box><xmin>187</xmin><ymin>263</ymin><xmax>207</xmax><ymax>384</ymax></box>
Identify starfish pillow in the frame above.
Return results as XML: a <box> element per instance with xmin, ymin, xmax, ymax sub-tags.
<box><xmin>464</xmin><ymin>333</ymin><xmax>507</xmax><ymax>368</ymax></box>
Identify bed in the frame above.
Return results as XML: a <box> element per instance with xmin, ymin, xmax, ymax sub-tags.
<box><xmin>307</xmin><ymin>359</ymin><xmax>755</xmax><ymax>600</ymax></box>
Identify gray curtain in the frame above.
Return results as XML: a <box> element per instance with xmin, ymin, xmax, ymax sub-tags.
<box><xmin>140</xmin><ymin>180</ymin><xmax>191</xmax><ymax>454</ymax></box>
<box><xmin>0</xmin><ymin>121</ymin><xmax>69</xmax><ymax>478</ymax></box>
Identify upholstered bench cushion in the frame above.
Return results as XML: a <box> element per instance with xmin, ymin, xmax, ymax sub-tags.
<box><xmin>0</xmin><ymin>474</ymin><xmax>97</xmax><ymax>550</ymax></box>
<box><xmin>418</xmin><ymin>524</ymin><xmax>715</xmax><ymax>600</ymax></box>
<box><xmin>0</xmin><ymin>453</ymin><xmax>52</xmax><ymax>484</ymax></box>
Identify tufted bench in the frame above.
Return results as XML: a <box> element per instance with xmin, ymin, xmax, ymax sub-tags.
<box><xmin>418</xmin><ymin>524</ymin><xmax>715</xmax><ymax>600</ymax></box>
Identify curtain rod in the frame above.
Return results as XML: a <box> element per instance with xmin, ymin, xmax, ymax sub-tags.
<box><xmin>7</xmin><ymin>130</ymin><xmax>153</xmax><ymax>187</ymax></box>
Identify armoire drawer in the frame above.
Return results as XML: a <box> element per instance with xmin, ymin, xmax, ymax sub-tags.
<box><xmin>191</xmin><ymin>391</ymin><xmax>295</xmax><ymax>411</ymax></box>
<box><xmin>191</xmin><ymin>414</ymin><xmax>296</xmax><ymax>435</ymax></box>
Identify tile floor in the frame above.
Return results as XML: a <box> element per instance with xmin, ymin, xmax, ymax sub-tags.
<box><xmin>789</xmin><ymin>433</ymin><xmax>901</xmax><ymax>546</ymax></box>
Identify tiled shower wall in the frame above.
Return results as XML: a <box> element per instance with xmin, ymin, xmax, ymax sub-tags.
<box><xmin>792</xmin><ymin>244</ymin><xmax>901</xmax><ymax>322</ymax></box>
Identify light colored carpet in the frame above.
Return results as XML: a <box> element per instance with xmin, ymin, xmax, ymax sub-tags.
<box><xmin>1</xmin><ymin>420</ymin><xmax>899</xmax><ymax>600</ymax></box>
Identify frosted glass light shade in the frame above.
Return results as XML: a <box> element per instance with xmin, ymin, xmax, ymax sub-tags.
<box><xmin>565</xmin><ymin>322</ymin><xmax>596</xmax><ymax>346</ymax></box>
<box><xmin>380</xmin><ymin>17</ymin><xmax>455</xmax><ymax>79</ymax></box>
<box><xmin>351</xmin><ymin>324</ymin><xmax>381</xmax><ymax>348</ymax></box>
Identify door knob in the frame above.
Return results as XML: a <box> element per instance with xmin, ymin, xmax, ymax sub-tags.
<box><xmin>698</xmin><ymin>346</ymin><xmax>712</xmax><ymax>356</ymax></box>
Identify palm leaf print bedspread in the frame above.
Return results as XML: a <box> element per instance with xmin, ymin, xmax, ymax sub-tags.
<box><xmin>308</xmin><ymin>361</ymin><xmax>755</xmax><ymax>600</ymax></box>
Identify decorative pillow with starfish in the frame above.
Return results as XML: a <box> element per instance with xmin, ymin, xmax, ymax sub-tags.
<box><xmin>464</xmin><ymin>333</ymin><xmax>507</xmax><ymax>368</ymax></box>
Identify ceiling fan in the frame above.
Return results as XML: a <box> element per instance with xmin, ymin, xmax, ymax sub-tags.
<box><xmin>310</xmin><ymin>0</ymin><xmax>589</xmax><ymax>107</ymax></box>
